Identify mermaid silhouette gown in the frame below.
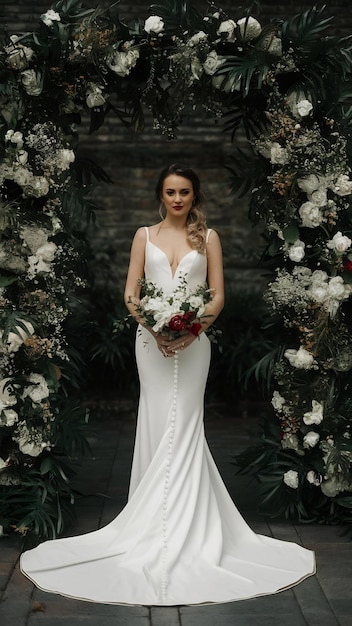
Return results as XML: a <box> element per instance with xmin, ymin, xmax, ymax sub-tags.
<box><xmin>20</xmin><ymin>227</ymin><xmax>315</xmax><ymax>605</ymax></box>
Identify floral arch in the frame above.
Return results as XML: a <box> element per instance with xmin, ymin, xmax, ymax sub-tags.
<box><xmin>1</xmin><ymin>0</ymin><xmax>352</xmax><ymax>539</ymax></box>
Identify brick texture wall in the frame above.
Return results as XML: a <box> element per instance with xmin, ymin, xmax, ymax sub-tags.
<box><xmin>1</xmin><ymin>1</ymin><xmax>352</xmax><ymax>290</ymax></box>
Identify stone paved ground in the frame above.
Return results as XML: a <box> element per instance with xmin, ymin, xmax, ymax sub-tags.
<box><xmin>1</xmin><ymin>399</ymin><xmax>351</xmax><ymax>626</ymax></box>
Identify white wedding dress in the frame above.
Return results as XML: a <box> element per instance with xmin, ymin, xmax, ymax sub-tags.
<box><xmin>20</xmin><ymin>227</ymin><xmax>315</xmax><ymax>605</ymax></box>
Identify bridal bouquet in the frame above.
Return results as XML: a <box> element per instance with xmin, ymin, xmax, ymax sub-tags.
<box><xmin>134</xmin><ymin>276</ymin><xmax>212</xmax><ymax>337</ymax></box>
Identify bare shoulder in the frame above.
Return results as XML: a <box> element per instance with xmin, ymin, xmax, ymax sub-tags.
<box><xmin>133</xmin><ymin>226</ymin><xmax>147</xmax><ymax>242</ymax></box>
<box><xmin>206</xmin><ymin>229</ymin><xmax>222</xmax><ymax>250</ymax></box>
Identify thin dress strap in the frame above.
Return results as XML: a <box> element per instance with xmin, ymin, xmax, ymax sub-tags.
<box><xmin>206</xmin><ymin>228</ymin><xmax>212</xmax><ymax>243</ymax></box>
<box><xmin>144</xmin><ymin>226</ymin><xmax>150</xmax><ymax>242</ymax></box>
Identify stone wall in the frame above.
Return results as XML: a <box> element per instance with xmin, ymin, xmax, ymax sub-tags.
<box><xmin>2</xmin><ymin>0</ymin><xmax>352</xmax><ymax>291</ymax></box>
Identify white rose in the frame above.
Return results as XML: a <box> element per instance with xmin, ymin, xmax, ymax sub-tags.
<box><xmin>144</xmin><ymin>15</ymin><xmax>164</xmax><ymax>34</ymax></box>
<box><xmin>217</xmin><ymin>19</ymin><xmax>236</xmax><ymax>41</ymax></box>
<box><xmin>284</xmin><ymin>346</ymin><xmax>315</xmax><ymax>369</ymax></box>
<box><xmin>271</xmin><ymin>390</ymin><xmax>285</xmax><ymax>411</ymax></box>
<box><xmin>203</xmin><ymin>50</ymin><xmax>225</xmax><ymax>76</ymax></box>
<box><xmin>283</xmin><ymin>469</ymin><xmax>299</xmax><ymax>489</ymax></box>
<box><xmin>56</xmin><ymin>148</ymin><xmax>75</xmax><ymax>171</ymax></box>
<box><xmin>296</xmin><ymin>99</ymin><xmax>313</xmax><ymax>117</ymax></box>
<box><xmin>288</xmin><ymin>239</ymin><xmax>305</xmax><ymax>262</ymax></box>
<box><xmin>21</xmin><ymin>69</ymin><xmax>43</xmax><ymax>96</ymax></box>
<box><xmin>18</xmin><ymin>440</ymin><xmax>45</xmax><ymax>457</ymax></box>
<box><xmin>309</xmin><ymin>187</ymin><xmax>327</xmax><ymax>207</ymax></box>
<box><xmin>237</xmin><ymin>16</ymin><xmax>262</xmax><ymax>40</ymax></box>
<box><xmin>327</xmin><ymin>276</ymin><xmax>348</xmax><ymax>301</ymax></box>
<box><xmin>13</xmin><ymin>166</ymin><xmax>32</xmax><ymax>188</ymax></box>
<box><xmin>5</xmin><ymin>130</ymin><xmax>24</xmax><ymax>148</ymax></box>
<box><xmin>269</xmin><ymin>142</ymin><xmax>289</xmax><ymax>165</ymax></box>
<box><xmin>333</xmin><ymin>174</ymin><xmax>352</xmax><ymax>196</ymax></box>
<box><xmin>327</xmin><ymin>231</ymin><xmax>352</xmax><ymax>254</ymax></box>
<box><xmin>188</xmin><ymin>31</ymin><xmax>208</xmax><ymax>46</ymax></box>
<box><xmin>22</xmin><ymin>373</ymin><xmax>50</xmax><ymax>403</ymax></box>
<box><xmin>297</xmin><ymin>174</ymin><xmax>324</xmax><ymax>194</ymax></box>
<box><xmin>303</xmin><ymin>400</ymin><xmax>323</xmax><ymax>425</ymax></box>
<box><xmin>86</xmin><ymin>83</ymin><xmax>106</xmax><ymax>108</ymax></box>
<box><xmin>107</xmin><ymin>49</ymin><xmax>140</xmax><ymax>77</ymax></box>
<box><xmin>16</xmin><ymin>149</ymin><xmax>28</xmax><ymax>165</ymax></box>
<box><xmin>5</xmin><ymin>40</ymin><xmax>34</xmax><ymax>70</ymax></box>
<box><xmin>41</xmin><ymin>9</ymin><xmax>61</xmax><ymax>26</ymax></box>
<box><xmin>299</xmin><ymin>201</ymin><xmax>324</xmax><ymax>228</ymax></box>
<box><xmin>303</xmin><ymin>431</ymin><xmax>320</xmax><ymax>448</ymax></box>
<box><xmin>311</xmin><ymin>270</ymin><xmax>328</xmax><ymax>284</ymax></box>
<box><xmin>310</xmin><ymin>283</ymin><xmax>328</xmax><ymax>303</ymax></box>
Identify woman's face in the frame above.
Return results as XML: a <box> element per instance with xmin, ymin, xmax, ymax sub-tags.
<box><xmin>161</xmin><ymin>174</ymin><xmax>195</xmax><ymax>218</ymax></box>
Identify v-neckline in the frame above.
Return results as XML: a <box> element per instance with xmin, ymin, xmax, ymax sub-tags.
<box><xmin>147</xmin><ymin>241</ymin><xmax>197</xmax><ymax>279</ymax></box>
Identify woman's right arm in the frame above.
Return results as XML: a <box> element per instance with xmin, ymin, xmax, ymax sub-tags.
<box><xmin>124</xmin><ymin>227</ymin><xmax>148</xmax><ymax>326</ymax></box>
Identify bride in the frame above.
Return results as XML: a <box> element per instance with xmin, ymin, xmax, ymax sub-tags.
<box><xmin>20</xmin><ymin>163</ymin><xmax>315</xmax><ymax>605</ymax></box>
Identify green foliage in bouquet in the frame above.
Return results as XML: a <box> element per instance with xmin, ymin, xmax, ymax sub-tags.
<box><xmin>1</xmin><ymin>0</ymin><xmax>352</xmax><ymax>538</ymax></box>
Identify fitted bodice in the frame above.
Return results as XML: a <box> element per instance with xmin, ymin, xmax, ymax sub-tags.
<box><xmin>144</xmin><ymin>228</ymin><xmax>208</xmax><ymax>292</ymax></box>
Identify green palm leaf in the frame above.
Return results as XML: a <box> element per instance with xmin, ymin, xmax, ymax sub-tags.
<box><xmin>281</xmin><ymin>5</ymin><xmax>334</xmax><ymax>46</ymax></box>
<box><xmin>225</xmin><ymin>147</ymin><xmax>269</xmax><ymax>198</ymax></box>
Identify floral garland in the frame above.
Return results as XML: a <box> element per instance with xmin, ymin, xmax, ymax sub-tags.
<box><xmin>1</xmin><ymin>0</ymin><xmax>352</xmax><ymax>536</ymax></box>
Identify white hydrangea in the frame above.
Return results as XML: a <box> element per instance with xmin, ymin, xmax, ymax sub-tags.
<box><xmin>303</xmin><ymin>400</ymin><xmax>324</xmax><ymax>425</ymax></box>
<box><xmin>269</xmin><ymin>142</ymin><xmax>289</xmax><ymax>165</ymax></box>
<box><xmin>21</xmin><ymin>69</ymin><xmax>43</xmax><ymax>96</ymax></box>
<box><xmin>283</xmin><ymin>469</ymin><xmax>299</xmax><ymax>489</ymax></box>
<box><xmin>271</xmin><ymin>390</ymin><xmax>286</xmax><ymax>412</ymax></box>
<box><xmin>303</xmin><ymin>431</ymin><xmax>320</xmax><ymax>448</ymax></box>
<box><xmin>284</xmin><ymin>346</ymin><xmax>316</xmax><ymax>370</ymax></box>
<box><xmin>144</xmin><ymin>15</ymin><xmax>164</xmax><ymax>34</ymax></box>
<box><xmin>41</xmin><ymin>9</ymin><xmax>61</xmax><ymax>26</ymax></box>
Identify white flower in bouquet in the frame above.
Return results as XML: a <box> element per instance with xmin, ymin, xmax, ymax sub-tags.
<box><xmin>284</xmin><ymin>346</ymin><xmax>316</xmax><ymax>369</ymax></box>
<box><xmin>144</xmin><ymin>15</ymin><xmax>164</xmax><ymax>34</ymax></box>
<box><xmin>283</xmin><ymin>469</ymin><xmax>299</xmax><ymax>489</ymax></box>
<box><xmin>332</xmin><ymin>173</ymin><xmax>352</xmax><ymax>196</ymax></box>
<box><xmin>309</xmin><ymin>186</ymin><xmax>327</xmax><ymax>207</ymax></box>
<box><xmin>303</xmin><ymin>431</ymin><xmax>320</xmax><ymax>448</ymax></box>
<box><xmin>86</xmin><ymin>83</ymin><xmax>106</xmax><ymax>108</ymax></box>
<box><xmin>203</xmin><ymin>50</ymin><xmax>225</xmax><ymax>75</ymax></box>
<box><xmin>217</xmin><ymin>19</ymin><xmax>237</xmax><ymax>41</ymax></box>
<box><xmin>303</xmin><ymin>400</ymin><xmax>323</xmax><ymax>425</ymax></box>
<box><xmin>188</xmin><ymin>295</ymin><xmax>205</xmax><ymax>316</ymax></box>
<box><xmin>16</xmin><ymin>149</ymin><xmax>28</xmax><ymax>165</ymax></box>
<box><xmin>21</xmin><ymin>69</ymin><xmax>43</xmax><ymax>96</ymax></box>
<box><xmin>286</xmin><ymin>91</ymin><xmax>313</xmax><ymax>118</ymax></box>
<box><xmin>22</xmin><ymin>372</ymin><xmax>50</xmax><ymax>403</ymax></box>
<box><xmin>310</xmin><ymin>269</ymin><xmax>328</xmax><ymax>284</ymax></box>
<box><xmin>298</xmin><ymin>201</ymin><xmax>324</xmax><ymax>228</ymax></box>
<box><xmin>12</xmin><ymin>165</ymin><xmax>32</xmax><ymax>188</ymax></box>
<box><xmin>188</xmin><ymin>31</ymin><xmax>208</xmax><ymax>46</ymax></box>
<box><xmin>271</xmin><ymin>390</ymin><xmax>286</xmax><ymax>411</ymax></box>
<box><xmin>320</xmin><ymin>477</ymin><xmax>344</xmax><ymax>498</ymax></box>
<box><xmin>107</xmin><ymin>48</ymin><xmax>140</xmax><ymax>77</ymax></box>
<box><xmin>306</xmin><ymin>470</ymin><xmax>322</xmax><ymax>486</ymax></box>
<box><xmin>237</xmin><ymin>16</ymin><xmax>262</xmax><ymax>40</ymax></box>
<box><xmin>327</xmin><ymin>231</ymin><xmax>352</xmax><ymax>254</ymax></box>
<box><xmin>1</xmin><ymin>320</ymin><xmax>35</xmax><ymax>353</ymax></box>
<box><xmin>269</xmin><ymin>142</ymin><xmax>289</xmax><ymax>165</ymax></box>
<box><xmin>309</xmin><ymin>281</ymin><xmax>329</xmax><ymax>304</ymax></box>
<box><xmin>41</xmin><ymin>9</ymin><xmax>61</xmax><ymax>26</ymax></box>
<box><xmin>5</xmin><ymin>36</ymin><xmax>34</xmax><ymax>70</ymax></box>
<box><xmin>36</xmin><ymin>242</ymin><xmax>57</xmax><ymax>262</ymax></box>
<box><xmin>287</xmin><ymin>239</ymin><xmax>305</xmax><ymax>262</ymax></box>
<box><xmin>56</xmin><ymin>148</ymin><xmax>75</xmax><ymax>171</ymax></box>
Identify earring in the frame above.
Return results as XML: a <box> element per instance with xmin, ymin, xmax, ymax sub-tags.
<box><xmin>159</xmin><ymin>203</ymin><xmax>165</xmax><ymax>220</ymax></box>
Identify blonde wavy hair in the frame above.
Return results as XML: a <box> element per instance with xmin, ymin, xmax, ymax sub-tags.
<box><xmin>156</xmin><ymin>163</ymin><xmax>207</xmax><ymax>253</ymax></box>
